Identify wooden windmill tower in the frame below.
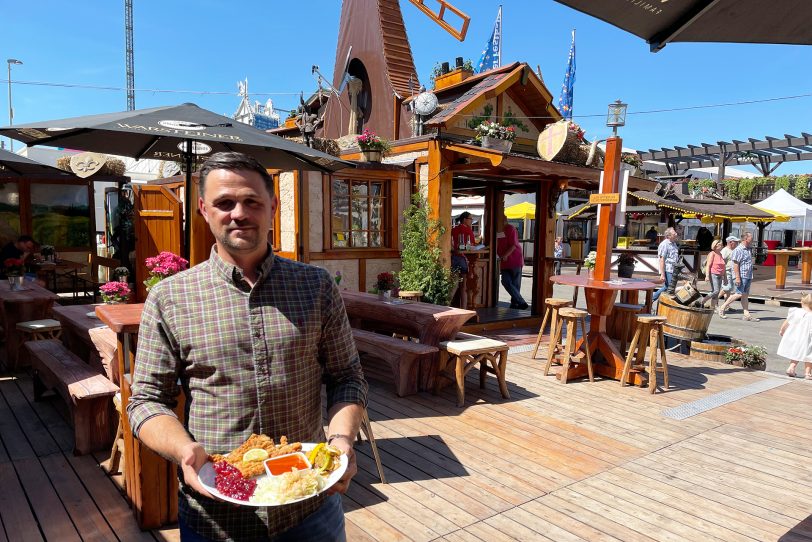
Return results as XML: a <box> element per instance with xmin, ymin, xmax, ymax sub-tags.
<box><xmin>320</xmin><ymin>0</ymin><xmax>470</xmax><ymax>141</ymax></box>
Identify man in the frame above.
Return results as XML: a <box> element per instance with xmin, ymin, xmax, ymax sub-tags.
<box><xmin>645</xmin><ymin>226</ymin><xmax>658</xmax><ymax>248</ymax></box>
<box><xmin>718</xmin><ymin>231</ymin><xmax>758</xmax><ymax>321</ymax></box>
<box><xmin>497</xmin><ymin>222</ymin><xmax>528</xmax><ymax>310</ymax></box>
<box><xmin>652</xmin><ymin>227</ymin><xmax>679</xmax><ymax>302</ymax></box>
<box><xmin>553</xmin><ymin>236</ymin><xmax>564</xmax><ymax>275</ymax></box>
<box><xmin>719</xmin><ymin>235</ymin><xmax>739</xmax><ymax>302</ymax></box>
<box><xmin>127</xmin><ymin>152</ymin><xmax>368</xmax><ymax>541</ymax></box>
<box><xmin>450</xmin><ymin>212</ymin><xmax>475</xmax><ymax>309</ymax></box>
<box><xmin>0</xmin><ymin>235</ymin><xmax>35</xmax><ymax>279</ymax></box>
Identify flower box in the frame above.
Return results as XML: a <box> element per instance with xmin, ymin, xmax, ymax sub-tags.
<box><xmin>481</xmin><ymin>136</ymin><xmax>513</xmax><ymax>153</ymax></box>
<box><xmin>433</xmin><ymin>68</ymin><xmax>473</xmax><ymax>91</ymax></box>
<box><xmin>284</xmin><ymin>117</ymin><xmax>297</xmax><ymax>129</ymax></box>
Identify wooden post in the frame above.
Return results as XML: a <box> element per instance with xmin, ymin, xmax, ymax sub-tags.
<box><xmin>427</xmin><ymin>140</ymin><xmax>453</xmax><ymax>267</ymax></box>
<box><xmin>594</xmin><ymin>137</ymin><xmax>622</xmax><ymax>281</ymax></box>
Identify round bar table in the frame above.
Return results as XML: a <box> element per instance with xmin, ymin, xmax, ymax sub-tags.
<box><xmin>767</xmin><ymin>249</ymin><xmax>799</xmax><ymax>289</ymax></box>
<box><xmin>796</xmin><ymin>247</ymin><xmax>812</xmax><ymax>285</ymax></box>
<box><xmin>550</xmin><ymin>275</ymin><xmax>659</xmax><ymax>386</ymax></box>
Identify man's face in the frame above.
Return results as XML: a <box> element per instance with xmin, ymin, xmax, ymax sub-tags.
<box><xmin>198</xmin><ymin>168</ymin><xmax>276</xmax><ymax>260</ymax></box>
<box><xmin>742</xmin><ymin>235</ymin><xmax>752</xmax><ymax>247</ymax></box>
<box><xmin>667</xmin><ymin>231</ymin><xmax>678</xmax><ymax>241</ymax></box>
<box><xmin>464</xmin><ymin>216</ymin><xmax>473</xmax><ymax>227</ymax></box>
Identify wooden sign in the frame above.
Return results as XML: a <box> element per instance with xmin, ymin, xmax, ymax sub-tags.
<box><xmin>589</xmin><ymin>193</ymin><xmax>620</xmax><ymax>204</ymax></box>
<box><xmin>536</xmin><ymin>120</ymin><xmax>568</xmax><ymax>161</ymax></box>
<box><xmin>70</xmin><ymin>152</ymin><xmax>107</xmax><ymax>178</ymax></box>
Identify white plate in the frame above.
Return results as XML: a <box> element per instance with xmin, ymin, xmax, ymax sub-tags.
<box><xmin>198</xmin><ymin>442</ymin><xmax>348</xmax><ymax>507</ymax></box>
<box><xmin>86</xmin><ymin>311</ymin><xmax>99</xmax><ymax>319</ymax></box>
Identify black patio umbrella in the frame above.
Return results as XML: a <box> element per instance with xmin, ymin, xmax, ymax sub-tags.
<box><xmin>554</xmin><ymin>0</ymin><xmax>812</xmax><ymax>51</ymax></box>
<box><xmin>0</xmin><ymin>103</ymin><xmax>352</xmax><ymax>255</ymax></box>
<box><xmin>0</xmin><ymin>148</ymin><xmax>75</xmax><ymax>178</ymax></box>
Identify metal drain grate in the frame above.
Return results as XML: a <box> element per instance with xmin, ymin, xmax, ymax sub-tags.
<box><xmin>661</xmin><ymin>378</ymin><xmax>790</xmax><ymax>420</ymax></box>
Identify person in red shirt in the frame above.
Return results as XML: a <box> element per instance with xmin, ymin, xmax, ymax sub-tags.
<box><xmin>497</xmin><ymin>222</ymin><xmax>528</xmax><ymax>310</ymax></box>
<box><xmin>450</xmin><ymin>212</ymin><xmax>476</xmax><ymax>308</ymax></box>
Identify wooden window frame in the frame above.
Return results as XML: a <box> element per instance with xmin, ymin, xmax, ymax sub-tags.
<box><xmin>322</xmin><ymin>169</ymin><xmax>400</xmax><ymax>258</ymax></box>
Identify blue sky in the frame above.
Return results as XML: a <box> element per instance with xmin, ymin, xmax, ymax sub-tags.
<box><xmin>4</xmin><ymin>0</ymin><xmax>812</xmax><ymax>174</ymax></box>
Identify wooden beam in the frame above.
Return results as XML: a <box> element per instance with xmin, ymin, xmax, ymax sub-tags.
<box><xmin>427</xmin><ymin>140</ymin><xmax>453</xmax><ymax>267</ymax></box>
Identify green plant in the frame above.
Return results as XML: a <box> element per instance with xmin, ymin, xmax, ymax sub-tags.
<box><xmin>398</xmin><ymin>194</ymin><xmax>458</xmax><ymax>305</ymax></box>
<box><xmin>724</xmin><ymin>344</ymin><xmax>766</xmax><ymax>368</ymax></box>
<box><xmin>621</xmin><ymin>153</ymin><xmax>642</xmax><ymax>168</ymax></box>
<box><xmin>467</xmin><ymin>104</ymin><xmax>494</xmax><ymax>130</ymax></box>
<box><xmin>774</xmin><ymin>175</ymin><xmax>792</xmax><ymax>192</ymax></box>
<box><xmin>583</xmin><ymin>251</ymin><xmax>597</xmax><ymax>270</ymax></box>
<box><xmin>617</xmin><ymin>253</ymin><xmax>636</xmax><ymax>266</ymax></box>
<box><xmin>475</xmin><ymin>121</ymin><xmax>516</xmax><ymax>141</ymax></box>
<box><xmin>113</xmin><ymin>266</ymin><xmax>130</xmax><ymax>281</ymax></box>
<box><xmin>721</xmin><ymin>178</ymin><xmax>740</xmax><ymax>200</ymax></box>
<box><xmin>793</xmin><ymin>174</ymin><xmax>810</xmax><ymax>200</ymax></box>
<box><xmin>461</xmin><ymin>59</ymin><xmax>474</xmax><ymax>72</ymax></box>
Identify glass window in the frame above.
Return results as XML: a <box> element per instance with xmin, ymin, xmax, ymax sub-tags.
<box><xmin>31</xmin><ymin>183</ymin><xmax>90</xmax><ymax>247</ymax></box>
<box><xmin>0</xmin><ymin>182</ymin><xmax>21</xmax><ymax>246</ymax></box>
<box><xmin>331</xmin><ymin>178</ymin><xmax>387</xmax><ymax>248</ymax></box>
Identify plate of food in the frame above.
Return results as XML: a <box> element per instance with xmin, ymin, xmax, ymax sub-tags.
<box><xmin>198</xmin><ymin>434</ymin><xmax>347</xmax><ymax>506</ymax></box>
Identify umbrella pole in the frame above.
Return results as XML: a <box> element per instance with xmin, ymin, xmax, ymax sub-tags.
<box><xmin>184</xmin><ymin>141</ymin><xmax>193</xmax><ymax>260</ymax></box>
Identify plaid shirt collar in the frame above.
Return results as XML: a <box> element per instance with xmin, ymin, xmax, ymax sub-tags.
<box><xmin>208</xmin><ymin>244</ymin><xmax>276</xmax><ymax>286</ymax></box>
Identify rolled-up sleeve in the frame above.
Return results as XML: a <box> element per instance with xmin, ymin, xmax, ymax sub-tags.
<box><xmin>127</xmin><ymin>285</ymin><xmax>183</xmax><ymax>438</ymax></box>
<box><xmin>318</xmin><ymin>272</ymin><xmax>368</xmax><ymax>409</ymax></box>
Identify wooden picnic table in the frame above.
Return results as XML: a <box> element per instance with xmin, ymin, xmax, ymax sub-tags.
<box><xmin>95</xmin><ymin>303</ymin><xmax>180</xmax><ymax>529</ymax></box>
<box><xmin>340</xmin><ymin>290</ymin><xmax>476</xmax><ymax>391</ymax></box>
<box><xmin>550</xmin><ymin>275</ymin><xmax>659</xmax><ymax>386</ymax></box>
<box><xmin>51</xmin><ymin>303</ymin><xmax>117</xmax><ymax>381</ymax></box>
<box><xmin>0</xmin><ymin>280</ymin><xmax>59</xmax><ymax>370</ymax></box>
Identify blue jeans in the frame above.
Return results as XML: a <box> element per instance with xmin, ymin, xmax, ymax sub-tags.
<box><xmin>652</xmin><ymin>271</ymin><xmax>672</xmax><ymax>302</ymax></box>
<box><xmin>179</xmin><ymin>494</ymin><xmax>346</xmax><ymax>542</ymax></box>
<box><xmin>500</xmin><ymin>267</ymin><xmax>526</xmax><ymax>307</ymax></box>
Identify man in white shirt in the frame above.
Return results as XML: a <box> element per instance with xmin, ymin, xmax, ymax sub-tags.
<box><xmin>718</xmin><ymin>235</ymin><xmax>738</xmax><ymax>301</ymax></box>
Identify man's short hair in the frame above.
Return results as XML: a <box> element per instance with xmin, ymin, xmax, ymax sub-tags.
<box><xmin>198</xmin><ymin>152</ymin><xmax>273</xmax><ymax>196</ymax></box>
<box><xmin>664</xmin><ymin>227</ymin><xmax>677</xmax><ymax>237</ymax></box>
<box><xmin>741</xmin><ymin>231</ymin><xmax>753</xmax><ymax>241</ymax></box>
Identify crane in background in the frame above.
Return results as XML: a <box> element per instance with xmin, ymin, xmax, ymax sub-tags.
<box><xmin>124</xmin><ymin>0</ymin><xmax>135</xmax><ymax>110</ymax></box>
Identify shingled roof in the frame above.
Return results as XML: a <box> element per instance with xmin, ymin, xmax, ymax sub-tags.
<box><xmin>378</xmin><ymin>0</ymin><xmax>419</xmax><ymax>98</ymax></box>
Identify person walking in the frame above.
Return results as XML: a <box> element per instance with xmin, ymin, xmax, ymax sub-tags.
<box><xmin>497</xmin><ymin>222</ymin><xmax>528</xmax><ymax>310</ymax></box>
<box><xmin>718</xmin><ymin>235</ymin><xmax>739</xmax><ymax>302</ymax></box>
<box><xmin>718</xmin><ymin>231</ymin><xmax>758</xmax><ymax>321</ymax></box>
<box><xmin>128</xmin><ymin>152</ymin><xmax>367</xmax><ymax>541</ymax></box>
<box><xmin>698</xmin><ymin>240</ymin><xmax>727</xmax><ymax>309</ymax></box>
<box><xmin>553</xmin><ymin>236</ymin><xmax>564</xmax><ymax>275</ymax></box>
<box><xmin>778</xmin><ymin>292</ymin><xmax>812</xmax><ymax>379</ymax></box>
<box><xmin>652</xmin><ymin>227</ymin><xmax>679</xmax><ymax>302</ymax></box>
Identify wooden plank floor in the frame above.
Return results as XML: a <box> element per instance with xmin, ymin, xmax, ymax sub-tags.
<box><xmin>2</xmin><ymin>344</ymin><xmax>811</xmax><ymax>541</ymax></box>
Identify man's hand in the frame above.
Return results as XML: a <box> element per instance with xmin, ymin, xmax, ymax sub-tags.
<box><xmin>179</xmin><ymin>441</ymin><xmax>214</xmax><ymax>499</ymax></box>
<box><xmin>326</xmin><ymin>436</ymin><xmax>356</xmax><ymax>495</ymax></box>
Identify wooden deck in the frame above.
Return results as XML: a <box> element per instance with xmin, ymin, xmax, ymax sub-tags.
<box><xmin>2</xmin><ymin>343</ymin><xmax>811</xmax><ymax>541</ymax></box>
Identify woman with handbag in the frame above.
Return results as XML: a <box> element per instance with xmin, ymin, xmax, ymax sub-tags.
<box><xmin>698</xmin><ymin>240</ymin><xmax>727</xmax><ymax>309</ymax></box>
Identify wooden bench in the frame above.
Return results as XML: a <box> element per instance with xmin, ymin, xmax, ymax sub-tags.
<box><xmin>351</xmin><ymin>328</ymin><xmax>438</xmax><ymax>397</ymax></box>
<box><xmin>26</xmin><ymin>339</ymin><xmax>119</xmax><ymax>455</ymax></box>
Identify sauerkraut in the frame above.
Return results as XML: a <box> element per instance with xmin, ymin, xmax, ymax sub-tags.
<box><xmin>249</xmin><ymin>468</ymin><xmax>326</xmax><ymax>505</ymax></box>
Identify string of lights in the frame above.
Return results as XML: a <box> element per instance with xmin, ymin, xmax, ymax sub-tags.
<box><xmin>2</xmin><ymin>77</ymin><xmax>812</xmax><ymax>119</ymax></box>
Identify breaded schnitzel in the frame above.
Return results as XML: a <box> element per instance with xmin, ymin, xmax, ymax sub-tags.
<box><xmin>210</xmin><ymin>434</ymin><xmax>302</xmax><ymax>478</ymax></box>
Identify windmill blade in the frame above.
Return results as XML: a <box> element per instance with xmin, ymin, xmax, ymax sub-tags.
<box><xmin>407</xmin><ymin>0</ymin><xmax>471</xmax><ymax>41</ymax></box>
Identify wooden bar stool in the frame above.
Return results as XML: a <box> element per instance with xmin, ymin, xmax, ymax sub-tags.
<box><xmin>436</xmin><ymin>332</ymin><xmax>509</xmax><ymax>407</ymax></box>
<box><xmin>16</xmin><ymin>319</ymin><xmax>62</xmax><ymax>363</ymax></box>
<box><xmin>546</xmin><ymin>307</ymin><xmax>593</xmax><ymax>384</ymax></box>
<box><xmin>108</xmin><ymin>392</ymin><xmax>125</xmax><ymax>484</ymax></box>
<box><xmin>620</xmin><ymin>314</ymin><xmax>669</xmax><ymax>394</ymax></box>
<box><xmin>398</xmin><ymin>290</ymin><xmax>423</xmax><ymax>302</ymax></box>
<box><xmin>532</xmin><ymin>298</ymin><xmax>572</xmax><ymax>360</ymax></box>
<box><xmin>612</xmin><ymin>303</ymin><xmax>643</xmax><ymax>356</ymax></box>
<box><xmin>356</xmin><ymin>407</ymin><xmax>386</xmax><ymax>483</ymax></box>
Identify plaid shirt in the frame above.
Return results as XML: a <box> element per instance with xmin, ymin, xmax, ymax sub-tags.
<box><xmin>731</xmin><ymin>244</ymin><xmax>754</xmax><ymax>279</ymax></box>
<box><xmin>657</xmin><ymin>239</ymin><xmax>679</xmax><ymax>273</ymax></box>
<box><xmin>128</xmin><ymin>247</ymin><xmax>367</xmax><ymax>541</ymax></box>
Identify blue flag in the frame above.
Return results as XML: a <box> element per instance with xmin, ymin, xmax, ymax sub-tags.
<box><xmin>475</xmin><ymin>6</ymin><xmax>502</xmax><ymax>74</ymax></box>
<box><xmin>558</xmin><ymin>29</ymin><xmax>576</xmax><ymax>120</ymax></box>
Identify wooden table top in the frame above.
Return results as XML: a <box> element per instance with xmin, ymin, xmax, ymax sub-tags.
<box><xmin>550</xmin><ymin>275</ymin><xmax>660</xmax><ymax>291</ymax></box>
<box><xmin>767</xmin><ymin>249</ymin><xmax>800</xmax><ymax>255</ymax></box>
<box><xmin>0</xmin><ymin>280</ymin><xmax>59</xmax><ymax>302</ymax></box>
<box><xmin>32</xmin><ymin>259</ymin><xmax>85</xmax><ymax>271</ymax></box>
<box><xmin>96</xmin><ymin>303</ymin><xmax>144</xmax><ymax>334</ymax></box>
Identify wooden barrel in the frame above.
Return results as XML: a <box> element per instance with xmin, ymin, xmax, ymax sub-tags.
<box><xmin>690</xmin><ymin>335</ymin><xmax>744</xmax><ymax>363</ymax></box>
<box><xmin>656</xmin><ymin>294</ymin><xmax>714</xmax><ymax>340</ymax></box>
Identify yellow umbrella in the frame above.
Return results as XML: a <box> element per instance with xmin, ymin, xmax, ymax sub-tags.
<box><xmin>504</xmin><ymin>201</ymin><xmax>536</xmax><ymax>219</ymax></box>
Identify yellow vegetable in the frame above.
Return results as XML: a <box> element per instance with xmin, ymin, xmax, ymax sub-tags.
<box><xmin>308</xmin><ymin>443</ymin><xmax>342</xmax><ymax>473</ymax></box>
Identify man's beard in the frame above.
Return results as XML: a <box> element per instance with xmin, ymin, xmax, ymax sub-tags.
<box><xmin>216</xmin><ymin>227</ymin><xmax>260</xmax><ymax>252</ymax></box>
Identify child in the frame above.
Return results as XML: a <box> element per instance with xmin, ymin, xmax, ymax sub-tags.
<box><xmin>777</xmin><ymin>292</ymin><xmax>812</xmax><ymax>379</ymax></box>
